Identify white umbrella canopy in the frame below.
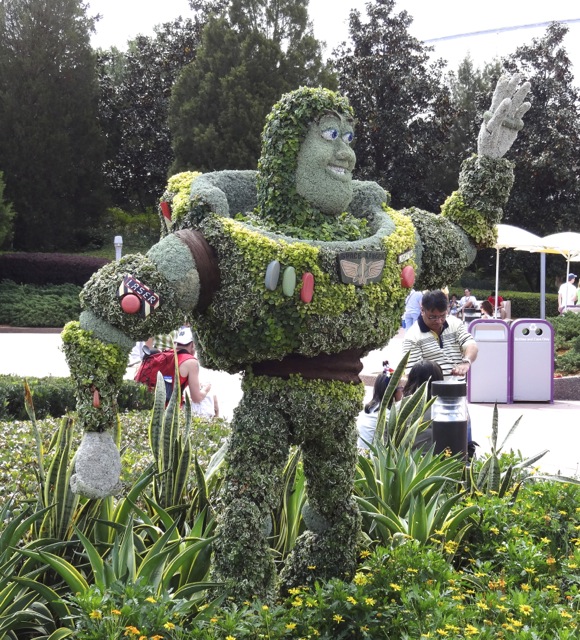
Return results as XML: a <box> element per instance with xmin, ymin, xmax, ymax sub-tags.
<box><xmin>540</xmin><ymin>231</ymin><xmax>580</xmax><ymax>259</ymax></box>
<box><xmin>492</xmin><ymin>224</ymin><xmax>544</xmax><ymax>316</ymax></box>
<box><xmin>540</xmin><ymin>232</ymin><xmax>580</xmax><ymax>311</ymax></box>
<box><xmin>495</xmin><ymin>224</ymin><xmax>544</xmax><ymax>251</ymax></box>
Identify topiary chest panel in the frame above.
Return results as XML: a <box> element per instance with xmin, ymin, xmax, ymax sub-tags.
<box><xmin>193</xmin><ymin>209</ymin><xmax>416</xmax><ymax>372</ymax></box>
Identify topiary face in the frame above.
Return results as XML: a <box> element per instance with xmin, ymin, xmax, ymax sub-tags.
<box><xmin>256</xmin><ymin>87</ymin><xmax>355</xmax><ymax>228</ymax></box>
<box><xmin>295</xmin><ymin>112</ymin><xmax>356</xmax><ymax>215</ymax></box>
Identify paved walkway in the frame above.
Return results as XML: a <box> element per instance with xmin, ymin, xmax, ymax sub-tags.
<box><xmin>1</xmin><ymin>329</ymin><xmax>579</xmax><ymax>477</ymax></box>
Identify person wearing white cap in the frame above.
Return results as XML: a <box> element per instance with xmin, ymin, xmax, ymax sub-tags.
<box><xmin>558</xmin><ymin>273</ymin><xmax>578</xmax><ymax>313</ymax></box>
<box><xmin>173</xmin><ymin>326</ymin><xmax>212</xmax><ymax>404</ymax></box>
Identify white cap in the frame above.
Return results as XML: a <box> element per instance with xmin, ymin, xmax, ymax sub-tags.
<box><xmin>174</xmin><ymin>326</ymin><xmax>193</xmax><ymax>345</ymax></box>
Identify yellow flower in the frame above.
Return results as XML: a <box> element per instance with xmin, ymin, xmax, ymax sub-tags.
<box><xmin>365</xmin><ymin>597</ymin><xmax>376</xmax><ymax>606</ymax></box>
<box><xmin>124</xmin><ymin>628</ymin><xmax>140</xmax><ymax>637</ymax></box>
<box><xmin>444</xmin><ymin>541</ymin><xmax>458</xmax><ymax>554</ymax></box>
<box><xmin>286</xmin><ymin>623</ymin><xmax>297</xmax><ymax>630</ymax></box>
<box><xmin>226</xmin><ymin>636</ymin><xmax>236</xmax><ymax>640</ymax></box>
<box><xmin>406</xmin><ymin>567</ymin><xmax>418</xmax><ymax>574</ymax></box>
<box><xmin>288</xmin><ymin>587</ymin><xmax>301</xmax><ymax>595</ymax></box>
<box><xmin>359</xmin><ymin>550</ymin><xmax>371</xmax><ymax>558</ymax></box>
<box><xmin>489</xmin><ymin>527</ymin><xmax>500</xmax><ymax>535</ymax></box>
<box><xmin>262</xmin><ymin>605</ymin><xmax>269</xmax><ymax>610</ymax></box>
<box><xmin>476</xmin><ymin>601</ymin><xmax>489</xmax><ymax>611</ymax></box>
<box><xmin>540</xmin><ymin>537</ymin><xmax>551</xmax><ymax>543</ymax></box>
<box><xmin>346</xmin><ymin>596</ymin><xmax>357</xmax><ymax>604</ymax></box>
<box><xmin>89</xmin><ymin>610</ymin><xmax>102</xmax><ymax>619</ymax></box>
<box><xmin>151</xmin><ymin>636</ymin><xmax>164</xmax><ymax>640</ymax></box>
<box><xmin>464</xmin><ymin>624</ymin><xmax>479</xmax><ymax>636</ymax></box>
<box><xmin>389</xmin><ymin>583</ymin><xmax>402</xmax><ymax>591</ymax></box>
<box><xmin>145</xmin><ymin>596</ymin><xmax>156</xmax><ymax>603</ymax></box>
<box><xmin>436</xmin><ymin>629</ymin><xmax>448</xmax><ymax>636</ymax></box>
<box><xmin>292</xmin><ymin>598</ymin><xmax>303</xmax><ymax>607</ymax></box>
<box><xmin>519</xmin><ymin>604</ymin><xmax>533</xmax><ymax>615</ymax></box>
<box><xmin>354</xmin><ymin>572</ymin><xmax>369</xmax><ymax>585</ymax></box>
<box><xmin>524</xmin><ymin>567</ymin><xmax>536</xmax><ymax>574</ymax></box>
<box><xmin>333</xmin><ymin>614</ymin><xmax>344</xmax><ymax>623</ymax></box>
<box><xmin>560</xmin><ymin>609</ymin><xmax>573</xmax><ymax>619</ymax></box>
<box><xmin>521</xmin><ymin>583</ymin><xmax>531</xmax><ymax>591</ymax></box>
<box><xmin>547</xmin><ymin>557</ymin><xmax>556</xmax><ymax>565</ymax></box>
<box><xmin>163</xmin><ymin>622</ymin><xmax>176</xmax><ymax>630</ymax></box>
<box><xmin>210</xmin><ymin>618</ymin><xmax>218</xmax><ymax>623</ymax></box>
<box><xmin>111</xmin><ymin>609</ymin><xmax>122</xmax><ymax>615</ymax></box>
<box><xmin>307</xmin><ymin>565</ymin><xmax>316</xmax><ymax>570</ymax></box>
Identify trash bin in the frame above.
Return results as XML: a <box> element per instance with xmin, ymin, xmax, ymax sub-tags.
<box><xmin>431</xmin><ymin>380</ymin><xmax>468</xmax><ymax>460</ymax></box>
<box><xmin>468</xmin><ymin>319</ymin><xmax>510</xmax><ymax>403</ymax></box>
<box><xmin>509</xmin><ymin>319</ymin><xmax>554</xmax><ymax>403</ymax></box>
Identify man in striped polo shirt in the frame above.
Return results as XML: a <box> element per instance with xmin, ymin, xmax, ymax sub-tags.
<box><xmin>402</xmin><ymin>289</ymin><xmax>478</xmax><ymax>380</ymax></box>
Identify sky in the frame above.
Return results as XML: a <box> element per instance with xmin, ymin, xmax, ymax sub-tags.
<box><xmin>88</xmin><ymin>0</ymin><xmax>580</xmax><ymax>81</ymax></box>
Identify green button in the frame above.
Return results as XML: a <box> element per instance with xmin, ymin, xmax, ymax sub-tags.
<box><xmin>282</xmin><ymin>266</ymin><xmax>296</xmax><ymax>296</ymax></box>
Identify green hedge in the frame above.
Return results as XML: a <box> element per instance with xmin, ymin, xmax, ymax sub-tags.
<box><xmin>0</xmin><ymin>280</ymin><xmax>81</xmax><ymax>327</ymax></box>
<box><xmin>455</xmin><ymin>287</ymin><xmax>559</xmax><ymax>319</ymax></box>
<box><xmin>0</xmin><ymin>375</ymin><xmax>153</xmax><ymax>421</ymax></box>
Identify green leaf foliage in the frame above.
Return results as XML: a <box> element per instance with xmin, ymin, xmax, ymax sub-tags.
<box><xmin>0</xmin><ymin>0</ymin><xmax>107</xmax><ymax>251</ymax></box>
<box><xmin>169</xmin><ymin>4</ymin><xmax>336</xmax><ymax>175</ymax></box>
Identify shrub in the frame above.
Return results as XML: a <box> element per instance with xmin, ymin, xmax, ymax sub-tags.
<box><xmin>99</xmin><ymin>206</ymin><xmax>161</xmax><ymax>252</ymax></box>
<box><xmin>0</xmin><ymin>375</ymin><xmax>153</xmax><ymax>421</ymax></box>
<box><xmin>550</xmin><ymin>312</ymin><xmax>580</xmax><ymax>374</ymax></box>
<box><xmin>0</xmin><ymin>280</ymin><xmax>82</xmax><ymax>327</ymax></box>
<box><xmin>0</xmin><ymin>253</ymin><xmax>109</xmax><ymax>286</ymax></box>
<box><xmin>451</xmin><ymin>286</ymin><xmax>559</xmax><ymax>319</ymax></box>
<box><xmin>0</xmin><ymin>170</ymin><xmax>15</xmax><ymax>249</ymax></box>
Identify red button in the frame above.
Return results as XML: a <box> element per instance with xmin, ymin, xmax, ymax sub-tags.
<box><xmin>401</xmin><ymin>265</ymin><xmax>415</xmax><ymax>288</ymax></box>
<box><xmin>121</xmin><ymin>294</ymin><xmax>141</xmax><ymax>314</ymax></box>
<box><xmin>301</xmin><ymin>272</ymin><xmax>314</xmax><ymax>303</ymax></box>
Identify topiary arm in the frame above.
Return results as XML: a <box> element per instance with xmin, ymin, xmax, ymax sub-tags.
<box><xmin>63</xmin><ymin>229</ymin><xmax>220</xmax><ymax>498</ymax></box>
<box><xmin>477</xmin><ymin>73</ymin><xmax>531</xmax><ymax>160</ymax></box>
<box><xmin>439</xmin><ymin>73</ymin><xmax>530</xmax><ymax>250</ymax></box>
<box><xmin>347</xmin><ymin>180</ymin><xmax>391</xmax><ymax>219</ymax></box>
<box><xmin>165</xmin><ymin>170</ymin><xmax>258</xmax><ymax>231</ymax></box>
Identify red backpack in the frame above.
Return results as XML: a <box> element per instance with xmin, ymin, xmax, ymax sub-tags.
<box><xmin>134</xmin><ymin>349</ymin><xmax>180</xmax><ymax>399</ymax></box>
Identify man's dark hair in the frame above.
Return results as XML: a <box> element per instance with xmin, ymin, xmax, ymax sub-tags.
<box><xmin>421</xmin><ymin>290</ymin><xmax>449</xmax><ymax>312</ymax></box>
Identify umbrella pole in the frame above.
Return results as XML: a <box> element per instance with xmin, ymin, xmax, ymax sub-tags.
<box><xmin>494</xmin><ymin>247</ymin><xmax>500</xmax><ymax>317</ymax></box>
<box><xmin>565</xmin><ymin>256</ymin><xmax>571</xmax><ymax>312</ymax></box>
<box><xmin>540</xmin><ymin>253</ymin><xmax>546</xmax><ymax>319</ymax></box>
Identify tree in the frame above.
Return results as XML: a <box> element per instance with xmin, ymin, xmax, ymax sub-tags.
<box><xmin>0</xmin><ymin>0</ymin><xmax>107</xmax><ymax>251</ymax></box>
<box><xmin>98</xmin><ymin>17</ymin><xmax>203</xmax><ymax>211</ymax></box>
<box><xmin>0</xmin><ymin>171</ymin><xmax>15</xmax><ymax>249</ymax></box>
<box><xmin>503</xmin><ymin>22</ymin><xmax>580</xmax><ymax>238</ymax></box>
<box><xmin>443</xmin><ymin>57</ymin><xmax>502</xmax><ymax>184</ymax></box>
<box><xmin>169</xmin><ymin>0</ymin><xmax>335</xmax><ymax>173</ymax></box>
<box><xmin>333</xmin><ymin>0</ymin><xmax>456</xmax><ymax>212</ymax></box>
<box><xmin>466</xmin><ymin>23</ymin><xmax>580</xmax><ymax>290</ymax></box>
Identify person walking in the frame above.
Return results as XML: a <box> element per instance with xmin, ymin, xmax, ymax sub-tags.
<box><xmin>402</xmin><ymin>288</ymin><xmax>423</xmax><ymax>331</ymax></box>
<box><xmin>173</xmin><ymin>327</ymin><xmax>212</xmax><ymax>405</ymax></box>
<box><xmin>558</xmin><ymin>273</ymin><xmax>578</xmax><ymax>313</ymax></box>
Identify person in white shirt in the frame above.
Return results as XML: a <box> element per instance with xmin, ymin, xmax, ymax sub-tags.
<box><xmin>402</xmin><ymin>288</ymin><xmax>423</xmax><ymax>331</ymax></box>
<box><xmin>458</xmin><ymin>288</ymin><xmax>478</xmax><ymax>312</ymax></box>
<box><xmin>558</xmin><ymin>273</ymin><xmax>578</xmax><ymax>313</ymax></box>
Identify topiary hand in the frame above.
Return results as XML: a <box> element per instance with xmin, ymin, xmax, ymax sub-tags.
<box><xmin>477</xmin><ymin>73</ymin><xmax>531</xmax><ymax>159</ymax></box>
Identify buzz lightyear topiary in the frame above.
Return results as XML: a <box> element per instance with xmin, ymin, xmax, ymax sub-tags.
<box><xmin>63</xmin><ymin>75</ymin><xmax>530</xmax><ymax>600</ymax></box>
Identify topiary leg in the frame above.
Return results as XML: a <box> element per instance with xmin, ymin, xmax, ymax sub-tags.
<box><xmin>211</xmin><ymin>387</ymin><xmax>291</xmax><ymax>602</ymax></box>
<box><xmin>279</xmin><ymin>385</ymin><xmax>361</xmax><ymax>592</ymax></box>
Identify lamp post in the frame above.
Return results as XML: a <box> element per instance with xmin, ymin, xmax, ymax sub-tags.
<box><xmin>114</xmin><ymin>236</ymin><xmax>123</xmax><ymax>261</ymax></box>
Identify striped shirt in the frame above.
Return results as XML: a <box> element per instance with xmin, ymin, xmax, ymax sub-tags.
<box><xmin>401</xmin><ymin>314</ymin><xmax>475</xmax><ymax>379</ymax></box>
